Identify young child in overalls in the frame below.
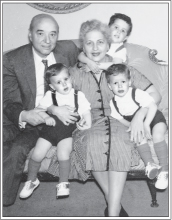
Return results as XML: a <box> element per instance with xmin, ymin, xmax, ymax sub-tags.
<box><xmin>105</xmin><ymin>63</ymin><xmax>168</xmax><ymax>190</ymax></box>
<box><xmin>20</xmin><ymin>63</ymin><xmax>91</xmax><ymax>199</ymax></box>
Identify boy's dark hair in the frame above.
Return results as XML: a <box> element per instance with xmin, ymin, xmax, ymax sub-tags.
<box><xmin>105</xmin><ymin>64</ymin><xmax>130</xmax><ymax>83</ymax></box>
<box><xmin>45</xmin><ymin>63</ymin><xmax>68</xmax><ymax>84</ymax></box>
<box><xmin>108</xmin><ymin>13</ymin><xmax>133</xmax><ymax>36</ymax></box>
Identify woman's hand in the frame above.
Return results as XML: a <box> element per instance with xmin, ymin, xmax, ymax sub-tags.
<box><xmin>126</xmin><ymin>108</ymin><xmax>148</xmax><ymax>144</ymax></box>
<box><xmin>144</xmin><ymin>122</ymin><xmax>152</xmax><ymax>140</ymax></box>
<box><xmin>47</xmin><ymin>105</ymin><xmax>79</xmax><ymax>126</ymax></box>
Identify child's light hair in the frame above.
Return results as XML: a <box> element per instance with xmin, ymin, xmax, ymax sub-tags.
<box><xmin>45</xmin><ymin>63</ymin><xmax>69</xmax><ymax>84</ymax></box>
<box><xmin>108</xmin><ymin>13</ymin><xmax>133</xmax><ymax>36</ymax></box>
<box><xmin>105</xmin><ymin>64</ymin><xmax>131</xmax><ymax>83</ymax></box>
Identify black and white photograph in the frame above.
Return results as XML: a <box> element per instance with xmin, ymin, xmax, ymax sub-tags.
<box><xmin>1</xmin><ymin>1</ymin><xmax>170</xmax><ymax>218</ymax></box>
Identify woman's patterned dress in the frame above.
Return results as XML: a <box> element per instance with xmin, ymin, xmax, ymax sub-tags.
<box><xmin>48</xmin><ymin>57</ymin><xmax>152</xmax><ymax>181</ymax></box>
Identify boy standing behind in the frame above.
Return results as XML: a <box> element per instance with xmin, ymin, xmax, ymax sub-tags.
<box><xmin>78</xmin><ymin>13</ymin><xmax>132</xmax><ymax>73</ymax></box>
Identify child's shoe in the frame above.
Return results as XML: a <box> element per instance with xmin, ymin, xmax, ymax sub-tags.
<box><xmin>145</xmin><ymin>162</ymin><xmax>161</xmax><ymax>179</ymax></box>
<box><xmin>155</xmin><ymin>171</ymin><xmax>168</xmax><ymax>189</ymax></box>
<box><xmin>19</xmin><ymin>178</ymin><xmax>40</xmax><ymax>199</ymax></box>
<box><xmin>56</xmin><ymin>182</ymin><xmax>70</xmax><ymax>198</ymax></box>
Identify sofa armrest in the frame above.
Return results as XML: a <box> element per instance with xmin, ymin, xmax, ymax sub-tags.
<box><xmin>124</xmin><ymin>43</ymin><xmax>168</xmax><ymax>112</ymax></box>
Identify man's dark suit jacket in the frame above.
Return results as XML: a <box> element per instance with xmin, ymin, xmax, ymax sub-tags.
<box><xmin>3</xmin><ymin>40</ymin><xmax>80</xmax><ymax>136</ymax></box>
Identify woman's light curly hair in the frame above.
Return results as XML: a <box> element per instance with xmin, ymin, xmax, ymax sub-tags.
<box><xmin>79</xmin><ymin>19</ymin><xmax>112</xmax><ymax>46</ymax></box>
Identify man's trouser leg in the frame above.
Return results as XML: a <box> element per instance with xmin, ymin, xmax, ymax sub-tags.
<box><xmin>3</xmin><ymin>127</ymin><xmax>39</xmax><ymax>206</ymax></box>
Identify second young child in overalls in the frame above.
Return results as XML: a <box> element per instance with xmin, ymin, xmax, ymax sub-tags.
<box><xmin>105</xmin><ymin>63</ymin><xmax>168</xmax><ymax>190</ymax></box>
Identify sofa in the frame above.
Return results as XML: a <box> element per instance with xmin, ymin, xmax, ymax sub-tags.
<box><xmin>22</xmin><ymin>40</ymin><xmax>168</xmax><ymax>207</ymax></box>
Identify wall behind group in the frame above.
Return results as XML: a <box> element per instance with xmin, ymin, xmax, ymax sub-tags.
<box><xmin>3</xmin><ymin>2</ymin><xmax>169</xmax><ymax>61</ymax></box>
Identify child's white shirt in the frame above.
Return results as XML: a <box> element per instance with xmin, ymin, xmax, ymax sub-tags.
<box><xmin>110</xmin><ymin>87</ymin><xmax>155</xmax><ymax>120</ymax></box>
<box><xmin>37</xmin><ymin>88</ymin><xmax>91</xmax><ymax>117</ymax></box>
<box><xmin>106</xmin><ymin>42</ymin><xmax>127</xmax><ymax>62</ymax></box>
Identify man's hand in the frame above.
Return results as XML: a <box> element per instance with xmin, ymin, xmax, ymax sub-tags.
<box><xmin>48</xmin><ymin>105</ymin><xmax>79</xmax><ymax>126</ymax></box>
<box><xmin>21</xmin><ymin>109</ymin><xmax>45</xmax><ymax>126</ymax></box>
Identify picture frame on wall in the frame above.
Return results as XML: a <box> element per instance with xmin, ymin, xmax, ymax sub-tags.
<box><xmin>27</xmin><ymin>3</ymin><xmax>91</xmax><ymax>14</ymax></box>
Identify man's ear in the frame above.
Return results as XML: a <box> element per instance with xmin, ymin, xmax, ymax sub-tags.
<box><xmin>28</xmin><ymin>31</ymin><xmax>32</xmax><ymax>42</ymax></box>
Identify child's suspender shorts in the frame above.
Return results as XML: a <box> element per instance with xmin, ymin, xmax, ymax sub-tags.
<box><xmin>112</xmin><ymin>88</ymin><xmax>167</xmax><ymax>133</ymax></box>
<box><xmin>39</xmin><ymin>90</ymin><xmax>80</xmax><ymax>146</ymax></box>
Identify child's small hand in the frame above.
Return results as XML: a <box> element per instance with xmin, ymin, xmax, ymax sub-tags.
<box><xmin>81</xmin><ymin>64</ymin><xmax>90</xmax><ymax>73</ymax></box>
<box><xmin>87</xmin><ymin>60</ymin><xmax>100</xmax><ymax>74</ymax></box>
<box><xmin>45</xmin><ymin>117</ymin><xmax>56</xmax><ymax>126</ymax></box>
<box><xmin>144</xmin><ymin>122</ymin><xmax>152</xmax><ymax>140</ymax></box>
<box><xmin>76</xmin><ymin>118</ymin><xmax>91</xmax><ymax>130</ymax></box>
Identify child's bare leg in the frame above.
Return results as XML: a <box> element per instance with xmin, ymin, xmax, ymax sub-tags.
<box><xmin>56</xmin><ymin>138</ymin><xmax>73</xmax><ymax>183</ymax></box>
<box><xmin>19</xmin><ymin>138</ymin><xmax>52</xmax><ymax>199</ymax></box>
<box><xmin>28</xmin><ymin>138</ymin><xmax>52</xmax><ymax>181</ymax></box>
<box><xmin>152</xmin><ymin>122</ymin><xmax>168</xmax><ymax>171</ymax></box>
<box><xmin>108</xmin><ymin>171</ymin><xmax>127</xmax><ymax>216</ymax></box>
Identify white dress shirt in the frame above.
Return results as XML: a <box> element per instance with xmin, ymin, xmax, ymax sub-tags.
<box><xmin>19</xmin><ymin>47</ymin><xmax>56</xmax><ymax>128</ymax></box>
<box><xmin>33</xmin><ymin>48</ymin><xmax>56</xmax><ymax>107</ymax></box>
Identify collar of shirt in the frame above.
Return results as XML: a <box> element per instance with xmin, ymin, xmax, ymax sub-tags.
<box><xmin>115</xmin><ymin>87</ymin><xmax>132</xmax><ymax>101</ymax></box>
<box><xmin>109</xmin><ymin>42</ymin><xmax>123</xmax><ymax>52</ymax></box>
<box><xmin>32</xmin><ymin>47</ymin><xmax>56</xmax><ymax>66</ymax></box>
<box><xmin>32</xmin><ymin>47</ymin><xmax>56</xmax><ymax>107</ymax></box>
<box><xmin>55</xmin><ymin>88</ymin><xmax>74</xmax><ymax>101</ymax></box>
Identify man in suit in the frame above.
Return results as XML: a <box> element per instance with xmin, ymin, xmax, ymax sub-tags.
<box><xmin>3</xmin><ymin>13</ymin><xmax>79</xmax><ymax>206</ymax></box>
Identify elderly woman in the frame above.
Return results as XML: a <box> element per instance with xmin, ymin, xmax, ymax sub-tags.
<box><xmin>49</xmin><ymin>19</ymin><xmax>161</xmax><ymax>217</ymax></box>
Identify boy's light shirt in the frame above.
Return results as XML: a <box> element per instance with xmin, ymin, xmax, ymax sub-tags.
<box><xmin>106</xmin><ymin>42</ymin><xmax>127</xmax><ymax>62</ymax></box>
<box><xmin>19</xmin><ymin>47</ymin><xmax>56</xmax><ymax>128</ymax></box>
<box><xmin>110</xmin><ymin>87</ymin><xmax>155</xmax><ymax>120</ymax></box>
<box><xmin>38</xmin><ymin>88</ymin><xmax>91</xmax><ymax>117</ymax></box>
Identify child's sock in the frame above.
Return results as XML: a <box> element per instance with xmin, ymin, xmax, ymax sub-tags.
<box><xmin>154</xmin><ymin>140</ymin><xmax>168</xmax><ymax>171</ymax></box>
<box><xmin>27</xmin><ymin>158</ymin><xmax>41</xmax><ymax>182</ymax></box>
<box><xmin>137</xmin><ymin>143</ymin><xmax>154</xmax><ymax>166</ymax></box>
<box><xmin>58</xmin><ymin>159</ymin><xmax>70</xmax><ymax>183</ymax></box>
